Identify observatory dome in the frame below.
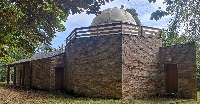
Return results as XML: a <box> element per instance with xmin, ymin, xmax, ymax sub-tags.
<box><xmin>91</xmin><ymin>7</ymin><xmax>136</xmax><ymax>26</ymax></box>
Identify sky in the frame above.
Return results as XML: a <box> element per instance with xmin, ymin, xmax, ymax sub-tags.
<box><xmin>51</xmin><ymin>0</ymin><xmax>171</xmax><ymax>48</ymax></box>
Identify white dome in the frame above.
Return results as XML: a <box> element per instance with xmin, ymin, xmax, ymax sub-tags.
<box><xmin>91</xmin><ymin>7</ymin><xmax>136</xmax><ymax>26</ymax></box>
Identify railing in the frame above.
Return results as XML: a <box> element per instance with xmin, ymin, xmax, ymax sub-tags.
<box><xmin>66</xmin><ymin>21</ymin><xmax>162</xmax><ymax>44</ymax></box>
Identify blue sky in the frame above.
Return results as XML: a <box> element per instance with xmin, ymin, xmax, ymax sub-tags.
<box><xmin>51</xmin><ymin>0</ymin><xmax>171</xmax><ymax>48</ymax></box>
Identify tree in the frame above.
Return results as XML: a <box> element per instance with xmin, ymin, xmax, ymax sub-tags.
<box><xmin>161</xmin><ymin>29</ymin><xmax>200</xmax><ymax>90</ymax></box>
<box><xmin>126</xmin><ymin>8</ymin><xmax>141</xmax><ymax>25</ymax></box>
<box><xmin>35</xmin><ymin>43</ymin><xmax>53</xmax><ymax>54</ymax></box>
<box><xmin>161</xmin><ymin>29</ymin><xmax>187</xmax><ymax>46</ymax></box>
<box><xmin>148</xmin><ymin>0</ymin><xmax>200</xmax><ymax>78</ymax></box>
<box><xmin>148</xmin><ymin>0</ymin><xmax>200</xmax><ymax>42</ymax></box>
<box><xmin>0</xmin><ymin>0</ymin><xmax>115</xmax><ymax>58</ymax></box>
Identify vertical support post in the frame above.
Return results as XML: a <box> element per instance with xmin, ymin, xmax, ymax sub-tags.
<box><xmin>75</xmin><ymin>29</ymin><xmax>77</xmax><ymax>39</ymax></box>
<box><xmin>13</xmin><ymin>67</ymin><xmax>16</xmax><ymax>85</ymax></box>
<box><xmin>97</xmin><ymin>25</ymin><xmax>99</xmax><ymax>36</ymax></box>
<box><xmin>160</xmin><ymin>30</ymin><xmax>162</xmax><ymax>38</ymax></box>
<box><xmin>121</xmin><ymin>21</ymin><xmax>122</xmax><ymax>34</ymax></box>
<box><xmin>30</xmin><ymin>62</ymin><xmax>32</xmax><ymax>88</ymax></box>
<box><xmin>141</xmin><ymin>26</ymin><xmax>143</xmax><ymax>36</ymax></box>
<box><xmin>7</xmin><ymin>66</ymin><xmax>10</xmax><ymax>84</ymax></box>
<box><xmin>22</xmin><ymin>66</ymin><xmax>25</xmax><ymax>86</ymax></box>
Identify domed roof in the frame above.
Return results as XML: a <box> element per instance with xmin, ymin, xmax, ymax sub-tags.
<box><xmin>91</xmin><ymin>7</ymin><xmax>136</xmax><ymax>26</ymax></box>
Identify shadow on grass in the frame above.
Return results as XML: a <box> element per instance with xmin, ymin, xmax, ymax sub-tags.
<box><xmin>0</xmin><ymin>85</ymin><xmax>197</xmax><ymax>104</ymax></box>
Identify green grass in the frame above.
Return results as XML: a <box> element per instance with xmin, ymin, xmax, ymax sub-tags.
<box><xmin>0</xmin><ymin>82</ymin><xmax>5</xmax><ymax>88</ymax></box>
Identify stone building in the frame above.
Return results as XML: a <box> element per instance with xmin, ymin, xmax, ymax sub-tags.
<box><xmin>6</xmin><ymin>7</ymin><xmax>197</xmax><ymax>99</ymax></box>
<box><xmin>7</xmin><ymin>50</ymin><xmax>65</xmax><ymax>90</ymax></box>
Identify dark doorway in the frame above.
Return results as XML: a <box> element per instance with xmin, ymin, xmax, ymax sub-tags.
<box><xmin>55</xmin><ymin>67</ymin><xmax>64</xmax><ymax>90</ymax></box>
<box><xmin>165</xmin><ymin>64</ymin><xmax>178</xmax><ymax>94</ymax></box>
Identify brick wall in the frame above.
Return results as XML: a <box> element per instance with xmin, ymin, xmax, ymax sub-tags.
<box><xmin>65</xmin><ymin>34</ymin><xmax>122</xmax><ymax>98</ymax></box>
<box><xmin>159</xmin><ymin>43</ymin><xmax>197</xmax><ymax>99</ymax></box>
<box><xmin>122</xmin><ymin>35</ymin><xmax>162</xmax><ymax>99</ymax></box>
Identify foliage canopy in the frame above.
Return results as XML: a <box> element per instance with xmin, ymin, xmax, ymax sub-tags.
<box><xmin>148</xmin><ymin>0</ymin><xmax>200</xmax><ymax>42</ymax></box>
<box><xmin>1</xmin><ymin>0</ymin><xmax>199</xmax><ymax>63</ymax></box>
<box><xmin>0</xmin><ymin>0</ymin><xmax>114</xmax><ymax>59</ymax></box>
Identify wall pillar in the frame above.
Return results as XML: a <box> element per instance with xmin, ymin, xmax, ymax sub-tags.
<box><xmin>13</xmin><ymin>67</ymin><xmax>16</xmax><ymax>85</ymax></box>
<box><xmin>7</xmin><ymin>66</ymin><xmax>10</xmax><ymax>84</ymax></box>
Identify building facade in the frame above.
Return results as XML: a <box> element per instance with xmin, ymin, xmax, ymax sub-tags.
<box><xmin>6</xmin><ymin>7</ymin><xmax>197</xmax><ymax>99</ymax></box>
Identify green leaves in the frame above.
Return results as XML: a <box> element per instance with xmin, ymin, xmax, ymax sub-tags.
<box><xmin>149</xmin><ymin>0</ymin><xmax>200</xmax><ymax>43</ymax></box>
<box><xmin>162</xmin><ymin>29</ymin><xmax>200</xmax><ymax>76</ymax></box>
<box><xmin>161</xmin><ymin>29</ymin><xmax>187</xmax><ymax>47</ymax></box>
<box><xmin>0</xmin><ymin>0</ymin><xmax>114</xmax><ymax>63</ymax></box>
<box><xmin>126</xmin><ymin>8</ymin><xmax>141</xmax><ymax>25</ymax></box>
<box><xmin>150</xmin><ymin>10</ymin><xmax>168</xmax><ymax>21</ymax></box>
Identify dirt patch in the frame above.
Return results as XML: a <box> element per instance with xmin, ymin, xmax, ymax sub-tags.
<box><xmin>0</xmin><ymin>86</ymin><xmax>196</xmax><ymax>104</ymax></box>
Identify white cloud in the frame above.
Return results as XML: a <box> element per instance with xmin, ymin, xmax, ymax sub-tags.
<box><xmin>52</xmin><ymin>13</ymin><xmax>96</xmax><ymax>47</ymax></box>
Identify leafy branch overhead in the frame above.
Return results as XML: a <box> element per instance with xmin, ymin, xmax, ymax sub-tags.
<box><xmin>0</xmin><ymin>0</ymin><xmax>114</xmax><ymax>58</ymax></box>
<box><xmin>150</xmin><ymin>10</ymin><xmax>168</xmax><ymax>21</ymax></box>
<box><xmin>148</xmin><ymin>0</ymin><xmax>200</xmax><ymax>41</ymax></box>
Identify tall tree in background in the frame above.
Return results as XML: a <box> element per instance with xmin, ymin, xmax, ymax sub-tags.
<box><xmin>0</xmin><ymin>0</ymin><xmax>122</xmax><ymax>71</ymax></box>
<box><xmin>0</xmin><ymin>0</ymin><xmax>115</xmax><ymax>59</ymax></box>
<box><xmin>161</xmin><ymin>29</ymin><xmax>187</xmax><ymax>46</ymax></box>
<box><xmin>161</xmin><ymin>29</ymin><xmax>200</xmax><ymax>89</ymax></box>
<box><xmin>148</xmin><ymin>0</ymin><xmax>200</xmax><ymax>42</ymax></box>
<box><xmin>148</xmin><ymin>0</ymin><xmax>200</xmax><ymax>74</ymax></box>
<box><xmin>35</xmin><ymin>43</ymin><xmax>53</xmax><ymax>54</ymax></box>
<box><xmin>0</xmin><ymin>0</ymin><xmax>199</xmax><ymax>63</ymax></box>
<box><xmin>126</xmin><ymin>8</ymin><xmax>141</xmax><ymax>25</ymax></box>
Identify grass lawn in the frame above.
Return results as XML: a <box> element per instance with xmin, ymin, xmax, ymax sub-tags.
<box><xmin>0</xmin><ymin>82</ymin><xmax>198</xmax><ymax>104</ymax></box>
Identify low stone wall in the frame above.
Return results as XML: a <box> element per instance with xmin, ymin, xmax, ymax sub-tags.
<box><xmin>122</xmin><ymin>35</ymin><xmax>162</xmax><ymax>99</ymax></box>
<box><xmin>159</xmin><ymin>43</ymin><xmax>197</xmax><ymax>99</ymax></box>
<box><xmin>65</xmin><ymin>34</ymin><xmax>122</xmax><ymax>98</ymax></box>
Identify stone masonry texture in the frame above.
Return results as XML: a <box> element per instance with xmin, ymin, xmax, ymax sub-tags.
<box><xmin>122</xmin><ymin>35</ymin><xmax>162</xmax><ymax>99</ymax></box>
<box><xmin>65</xmin><ymin>34</ymin><xmax>196</xmax><ymax>99</ymax></box>
<box><xmin>12</xmin><ymin>33</ymin><xmax>196</xmax><ymax>100</ymax></box>
<box><xmin>65</xmin><ymin>34</ymin><xmax>122</xmax><ymax>98</ymax></box>
<box><xmin>31</xmin><ymin>58</ymin><xmax>51</xmax><ymax>90</ymax></box>
<box><xmin>31</xmin><ymin>53</ymin><xmax>65</xmax><ymax>90</ymax></box>
<box><xmin>15</xmin><ymin>62</ymin><xmax>31</xmax><ymax>88</ymax></box>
